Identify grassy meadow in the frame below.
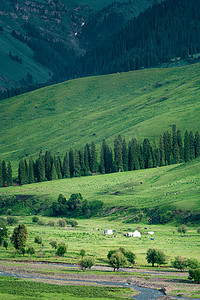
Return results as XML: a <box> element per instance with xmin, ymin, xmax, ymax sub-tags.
<box><xmin>0</xmin><ymin>215</ymin><xmax>200</xmax><ymax>265</ymax></box>
<box><xmin>1</xmin><ymin>63</ymin><xmax>200</xmax><ymax>173</ymax></box>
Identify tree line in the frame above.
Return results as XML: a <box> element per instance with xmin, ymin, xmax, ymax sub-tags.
<box><xmin>0</xmin><ymin>125</ymin><xmax>200</xmax><ymax>187</ymax></box>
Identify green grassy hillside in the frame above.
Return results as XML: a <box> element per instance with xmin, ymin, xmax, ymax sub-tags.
<box><xmin>1</xmin><ymin>63</ymin><xmax>200</xmax><ymax>173</ymax></box>
<box><xmin>1</xmin><ymin>157</ymin><xmax>200</xmax><ymax>223</ymax></box>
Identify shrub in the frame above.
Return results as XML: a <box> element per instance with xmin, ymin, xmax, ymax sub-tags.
<box><xmin>7</xmin><ymin>209</ymin><xmax>12</xmax><ymax>216</ymax></box>
<box><xmin>80</xmin><ymin>249</ymin><xmax>86</xmax><ymax>258</ymax></box>
<box><xmin>67</xmin><ymin>219</ymin><xmax>78</xmax><ymax>227</ymax></box>
<box><xmin>34</xmin><ymin>235</ymin><xmax>42</xmax><ymax>244</ymax></box>
<box><xmin>3</xmin><ymin>240</ymin><xmax>8</xmax><ymax>250</ymax></box>
<box><xmin>57</xmin><ymin>218</ymin><xmax>66</xmax><ymax>228</ymax></box>
<box><xmin>32</xmin><ymin>216</ymin><xmax>39</xmax><ymax>223</ymax></box>
<box><xmin>7</xmin><ymin>216</ymin><xmax>19</xmax><ymax>226</ymax></box>
<box><xmin>49</xmin><ymin>240</ymin><xmax>57</xmax><ymax>249</ymax></box>
<box><xmin>0</xmin><ymin>220</ymin><xmax>7</xmax><ymax>246</ymax></box>
<box><xmin>171</xmin><ymin>256</ymin><xmax>187</xmax><ymax>271</ymax></box>
<box><xmin>197</xmin><ymin>228</ymin><xmax>200</xmax><ymax>235</ymax></box>
<box><xmin>188</xmin><ymin>268</ymin><xmax>200</xmax><ymax>283</ymax></box>
<box><xmin>26</xmin><ymin>246</ymin><xmax>35</xmax><ymax>258</ymax></box>
<box><xmin>79</xmin><ymin>257</ymin><xmax>95</xmax><ymax>270</ymax></box>
<box><xmin>186</xmin><ymin>258</ymin><xmax>200</xmax><ymax>269</ymax></box>
<box><xmin>37</xmin><ymin>219</ymin><xmax>46</xmax><ymax>226</ymax></box>
<box><xmin>11</xmin><ymin>224</ymin><xmax>28</xmax><ymax>250</ymax></box>
<box><xmin>177</xmin><ymin>225</ymin><xmax>187</xmax><ymax>234</ymax></box>
<box><xmin>48</xmin><ymin>220</ymin><xmax>55</xmax><ymax>226</ymax></box>
<box><xmin>56</xmin><ymin>242</ymin><xmax>67</xmax><ymax>256</ymax></box>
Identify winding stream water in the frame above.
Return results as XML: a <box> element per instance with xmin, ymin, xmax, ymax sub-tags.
<box><xmin>0</xmin><ymin>270</ymin><xmax>198</xmax><ymax>300</ymax></box>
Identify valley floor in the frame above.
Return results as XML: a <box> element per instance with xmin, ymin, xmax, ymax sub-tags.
<box><xmin>0</xmin><ymin>260</ymin><xmax>199</xmax><ymax>299</ymax></box>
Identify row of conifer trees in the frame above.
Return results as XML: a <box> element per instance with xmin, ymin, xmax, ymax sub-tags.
<box><xmin>0</xmin><ymin>125</ymin><xmax>200</xmax><ymax>186</ymax></box>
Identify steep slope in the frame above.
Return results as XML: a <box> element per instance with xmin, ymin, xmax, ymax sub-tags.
<box><xmin>1</xmin><ymin>63</ymin><xmax>200</xmax><ymax>171</ymax></box>
<box><xmin>0</xmin><ymin>0</ymin><xmax>158</xmax><ymax>91</ymax></box>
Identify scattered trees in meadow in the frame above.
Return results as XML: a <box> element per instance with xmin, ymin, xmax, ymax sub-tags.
<box><xmin>56</xmin><ymin>242</ymin><xmax>67</xmax><ymax>256</ymax></box>
<box><xmin>146</xmin><ymin>248</ymin><xmax>167</xmax><ymax>267</ymax></box>
<box><xmin>79</xmin><ymin>256</ymin><xmax>95</xmax><ymax>270</ymax></box>
<box><xmin>107</xmin><ymin>248</ymin><xmax>136</xmax><ymax>271</ymax></box>
<box><xmin>11</xmin><ymin>224</ymin><xmax>28</xmax><ymax>250</ymax></box>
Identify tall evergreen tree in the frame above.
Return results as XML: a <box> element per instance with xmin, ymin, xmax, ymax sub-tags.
<box><xmin>172</xmin><ymin>125</ymin><xmax>180</xmax><ymax>164</ymax></box>
<box><xmin>114</xmin><ymin>135</ymin><xmax>123</xmax><ymax>171</ymax></box>
<box><xmin>45</xmin><ymin>151</ymin><xmax>52</xmax><ymax>180</ymax></box>
<box><xmin>143</xmin><ymin>138</ymin><xmax>151</xmax><ymax>169</ymax></box>
<box><xmin>11</xmin><ymin>224</ymin><xmax>28</xmax><ymax>250</ymax></box>
<box><xmin>84</xmin><ymin>143</ymin><xmax>91</xmax><ymax>173</ymax></box>
<box><xmin>74</xmin><ymin>149</ymin><xmax>81</xmax><ymax>177</ymax></box>
<box><xmin>2</xmin><ymin>160</ymin><xmax>7</xmax><ymax>186</ymax></box>
<box><xmin>36</xmin><ymin>151</ymin><xmax>46</xmax><ymax>182</ymax></box>
<box><xmin>69</xmin><ymin>148</ymin><xmax>74</xmax><ymax>177</ymax></box>
<box><xmin>152</xmin><ymin>140</ymin><xmax>160</xmax><ymax>167</ymax></box>
<box><xmin>189</xmin><ymin>131</ymin><xmax>195</xmax><ymax>160</ymax></box>
<box><xmin>90</xmin><ymin>142</ymin><xmax>98</xmax><ymax>173</ymax></box>
<box><xmin>79</xmin><ymin>149</ymin><xmax>86</xmax><ymax>176</ymax></box>
<box><xmin>122</xmin><ymin>138</ymin><xmax>128</xmax><ymax>171</ymax></box>
<box><xmin>63</xmin><ymin>152</ymin><xmax>70</xmax><ymax>178</ymax></box>
<box><xmin>163</xmin><ymin>131</ymin><xmax>172</xmax><ymax>165</ymax></box>
<box><xmin>159</xmin><ymin>135</ymin><xmax>165</xmax><ymax>166</ymax></box>
<box><xmin>99</xmin><ymin>145</ymin><xmax>105</xmax><ymax>174</ymax></box>
<box><xmin>184</xmin><ymin>130</ymin><xmax>190</xmax><ymax>162</ymax></box>
<box><xmin>51</xmin><ymin>162</ymin><xmax>58</xmax><ymax>180</ymax></box>
<box><xmin>28</xmin><ymin>157</ymin><xmax>34</xmax><ymax>184</ymax></box>
<box><xmin>7</xmin><ymin>161</ymin><xmax>13</xmax><ymax>186</ymax></box>
<box><xmin>194</xmin><ymin>131</ymin><xmax>200</xmax><ymax>158</ymax></box>
<box><xmin>18</xmin><ymin>159</ymin><xmax>28</xmax><ymax>185</ymax></box>
<box><xmin>177</xmin><ymin>130</ymin><xmax>184</xmax><ymax>161</ymax></box>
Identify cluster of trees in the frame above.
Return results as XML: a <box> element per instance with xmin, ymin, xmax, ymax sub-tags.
<box><xmin>16</xmin><ymin>126</ymin><xmax>200</xmax><ymax>186</ymax></box>
<box><xmin>50</xmin><ymin>193</ymin><xmax>103</xmax><ymax>218</ymax></box>
<box><xmin>9</xmin><ymin>51</ymin><xmax>22</xmax><ymax>64</ymax></box>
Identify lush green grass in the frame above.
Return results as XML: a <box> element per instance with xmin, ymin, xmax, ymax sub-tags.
<box><xmin>1</xmin><ymin>157</ymin><xmax>200</xmax><ymax>216</ymax></box>
<box><xmin>0</xmin><ymin>277</ymin><xmax>134</xmax><ymax>299</ymax></box>
<box><xmin>1</xmin><ymin>216</ymin><xmax>200</xmax><ymax>265</ymax></box>
<box><xmin>1</xmin><ymin>63</ymin><xmax>200</xmax><ymax>174</ymax></box>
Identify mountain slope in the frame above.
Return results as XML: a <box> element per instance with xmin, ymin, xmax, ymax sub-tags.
<box><xmin>1</xmin><ymin>63</ymin><xmax>200</xmax><ymax>171</ymax></box>
<box><xmin>0</xmin><ymin>0</ymin><xmax>158</xmax><ymax>91</ymax></box>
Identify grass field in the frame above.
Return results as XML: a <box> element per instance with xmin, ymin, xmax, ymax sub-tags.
<box><xmin>0</xmin><ymin>215</ymin><xmax>200</xmax><ymax>265</ymax></box>
<box><xmin>1</xmin><ymin>157</ymin><xmax>200</xmax><ymax>217</ymax></box>
<box><xmin>1</xmin><ymin>63</ymin><xmax>200</xmax><ymax>174</ymax></box>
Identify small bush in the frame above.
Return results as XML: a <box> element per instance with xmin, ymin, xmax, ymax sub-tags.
<box><xmin>197</xmin><ymin>228</ymin><xmax>200</xmax><ymax>235</ymax></box>
<box><xmin>56</xmin><ymin>242</ymin><xmax>67</xmax><ymax>256</ymax></box>
<box><xmin>34</xmin><ymin>235</ymin><xmax>42</xmax><ymax>244</ymax></box>
<box><xmin>188</xmin><ymin>268</ymin><xmax>200</xmax><ymax>283</ymax></box>
<box><xmin>49</xmin><ymin>240</ymin><xmax>57</xmax><ymax>249</ymax></box>
<box><xmin>67</xmin><ymin>219</ymin><xmax>78</xmax><ymax>227</ymax></box>
<box><xmin>48</xmin><ymin>220</ymin><xmax>55</xmax><ymax>226</ymax></box>
<box><xmin>79</xmin><ymin>257</ymin><xmax>95</xmax><ymax>270</ymax></box>
<box><xmin>186</xmin><ymin>258</ymin><xmax>200</xmax><ymax>269</ymax></box>
<box><xmin>177</xmin><ymin>225</ymin><xmax>187</xmax><ymax>234</ymax></box>
<box><xmin>171</xmin><ymin>256</ymin><xmax>187</xmax><ymax>271</ymax></box>
<box><xmin>7</xmin><ymin>216</ymin><xmax>19</xmax><ymax>226</ymax></box>
<box><xmin>32</xmin><ymin>216</ymin><xmax>39</xmax><ymax>223</ymax></box>
<box><xmin>80</xmin><ymin>249</ymin><xmax>86</xmax><ymax>258</ymax></box>
<box><xmin>37</xmin><ymin>219</ymin><xmax>46</xmax><ymax>226</ymax></box>
<box><xmin>3</xmin><ymin>240</ymin><xmax>8</xmax><ymax>250</ymax></box>
<box><xmin>7</xmin><ymin>209</ymin><xmax>12</xmax><ymax>216</ymax></box>
<box><xmin>57</xmin><ymin>218</ymin><xmax>66</xmax><ymax>228</ymax></box>
<box><xmin>26</xmin><ymin>246</ymin><xmax>35</xmax><ymax>257</ymax></box>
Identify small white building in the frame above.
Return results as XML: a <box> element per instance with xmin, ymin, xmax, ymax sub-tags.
<box><xmin>133</xmin><ymin>230</ymin><xmax>141</xmax><ymax>237</ymax></box>
<box><xmin>103</xmin><ymin>229</ymin><xmax>113</xmax><ymax>235</ymax></box>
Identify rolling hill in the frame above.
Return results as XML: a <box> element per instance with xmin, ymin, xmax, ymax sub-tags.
<box><xmin>1</xmin><ymin>63</ymin><xmax>200</xmax><ymax>173</ymax></box>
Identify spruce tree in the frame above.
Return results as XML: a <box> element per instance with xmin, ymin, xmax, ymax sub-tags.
<box><xmin>189</xmin><ymin>131</ymin><xmax>195</xmax><ymax>160</ymax></box>
<box><xmin>122</xmin><ymin>138</ymin><xmax>128</xmax><ymax>171</ymax></box>
<box><xmin>79</xmin><ymin>149</ymin><xmax>86</xmax><ymax>176</ymax></box>
<box><xmin>114</xmin><ymin>135</ymin><xmax>123</xmax><ymax>171</ymax></box>
<box><xmin>11</xmin><ymin>224</ymin><xmax>28</xmax><ymax>250</ymax></box>
<box><xmin>45</xmin><ymin>151</ymin><xmax>52</xmax><ymax>180</ymax></box>
<box><xmin>184</xmin><ymin>130</ymin><xmax>190</xmax><ymax>162</ymax></box>
<box><xmin>143</xmin><ymin>138</ymin><xmax>151</xmax><ymax>169</ymax></box>
<box><xmin>153</xmin><ymin>140</ymin><xmax>160</xmax><ymax>167</ymax></box>
<box><xmin>90</xmin><ymin>142</ymin><xmax>98</xmax><ymax>173</ymax></box>
<box><xmin>63</xmin><ymin>152</ymin><xmax>70</xmax><ymax>178</ymax></box>
<box><xmin>172</xmin><ymin>125</ymin><xmax>180</xmax><ymax>164</ymax></box>
<box><xmin>99</xmin><ymin>146</ymin><xmax>105</xmax><ymax>174</ymax></box>
<box><xmin>18</xmin><ymin>159</ymin><xmax>28</xmax><ymax>185</ymax></box>
<box><xmin>57</xmin><ymin>156</ymin><xmax>63</xmax><ymax>178</ymax></box>
<box><xmin>28</xmin><ymin>157</ymin><xmax>35</xmax><ymax>184</ymax></box>
<box><xmin>177</xmin><ymin>130</ymin><xmax>184</xmax><ymax>161</ymax></box>
<box><xmin>7</xmin><ymin>161</ymin><xmax>13</xmax><ymax>186</ymax></box>
<box><xmin>37</xmin><ymin>152</ymin><xmax>46</xmax><ymax>182</ymax></box>
<box><xmin>69</xmin><ymin>148</ymin><xmax>74</xmax><ymax>177</ymax></box>
<box><xmin>2</xmin><ymin>160</ymin><xmax>7</xmax><ymax>186</ymax></box>
<box><xmin>194</xmin><ymin>131</ymin><xmax>200</xmax><ymax>158</ymax></box>
<box><xmin>84</xmin><ymin>143</ymin><xmax>90</xmax><ymax>173</ymax></box>
<box><xmin>159</xmin><ymin>135</ymin><xmax>165</xmax><ymax>166</ymax></box>
<box><xmin>51</xmin><ymin>162</ymin><xmax>58</xmax><ymax>180</ymax></box>
<box><xmin>163</xmin><ymin>131</ymin><xmax>172</xmax><ymax>165</ymax></box>
<box><xmin>74</xmin><ymin>149</ymin><xmax>81</xmax><ymax>177</ymax></box>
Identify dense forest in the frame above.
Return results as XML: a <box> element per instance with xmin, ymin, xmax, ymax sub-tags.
<box><xmin>63</xmin><ymin>0</ymin><xmax>200</xmax><ymax>80</ymax></box>
<box><xmin>1</xmin><ymin>126</ymin><xmax>200</xmax><ymax>187</ymax></box>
